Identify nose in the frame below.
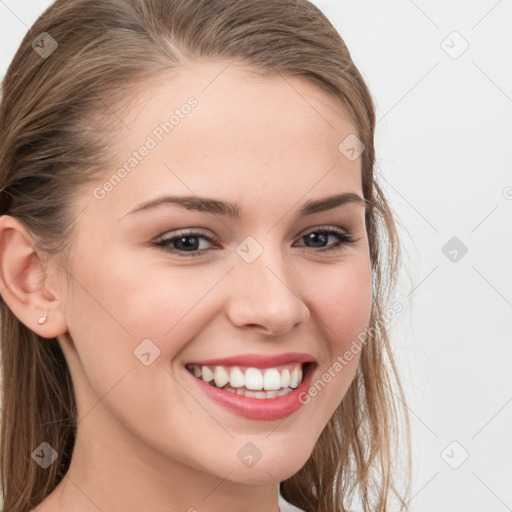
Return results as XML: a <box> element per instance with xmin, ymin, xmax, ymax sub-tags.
<box><xmin>226</xmin><ymin>247</ymin><xmax>310</xmax><ymax>336</ymax></box>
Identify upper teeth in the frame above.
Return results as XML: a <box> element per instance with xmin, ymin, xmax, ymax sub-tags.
<box><xmin>186</xmin><ymin>362</ymin><xmax>304</xmax><ymax>390</ymax></box>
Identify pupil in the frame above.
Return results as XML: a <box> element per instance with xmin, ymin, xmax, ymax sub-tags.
<box><xmin>306</xmin><ymin>232</ymin><xmax>327</xmax><ymax>247</ymax></box>
<box><xmin>175</xmin><ymin>236</ymin><xmax>199</xmax><ymax>251</ymax></box>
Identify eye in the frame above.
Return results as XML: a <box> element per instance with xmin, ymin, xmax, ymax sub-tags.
<box><xmin>293</xmin><ymin>226</ymin><xmax>355</xmax><ymax>252</ymax></box>
<box><xmin>154</xmin><ymin>226</ymin><xmax>355</xmax><ymax>258</ymax></box>
<box><xmin>154</xmin><ymin>229</ymin><xmax>219</xmax><ymax>257</ymax></box>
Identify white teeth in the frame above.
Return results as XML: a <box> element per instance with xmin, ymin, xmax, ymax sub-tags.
<box><xmin>290</xmin><ymin>366</ymin><xmax>302</xmax><ymax>388</ymax></box>
<box><xmin>201</xmin><ymin>366</ymin><xmax>213</xmax><ymax>383</ymax></box>
<box><xmin>229</xmin><ymin>367</ymin><xmax>245</xmax><ymax>388</ymax></box>
<box><xmin>213</xmin><ymin>366</ymin><xmax>230</xmax><ymax>388</ymax></box>
<box><xmin>280</xmin><ymin>368</ymin><xmax>291</xmax><ymax>388</ymax></box>
<box><xmin>244</xmin><ymin>367</ymin><xmax>263</xmax><ymax>390</ymax></box>
<box><xmin>206</xmin><ymin>382</ymin><xmax>295</xmax><ymax>399</ymax></box>
<box><xmin>263</xmin><ymin>368</ymin><xmax>282</xmax><ymax>390</ymax></box>
<box><xmin>187</xmin><ymin>361</ymin><xmax>307</xmax><ymax>393</ymax></box>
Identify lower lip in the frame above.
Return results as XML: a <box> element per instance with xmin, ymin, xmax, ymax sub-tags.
<box><xmin>186</xmin><ymin>363</ymin><xmax>316</xmax><ymax>421</ymax></box>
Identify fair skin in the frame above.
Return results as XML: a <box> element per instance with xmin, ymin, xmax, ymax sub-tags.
<box><xmin>0</xmin><ymin>61</ymin><xmax>372</xmax><ymax>512</ymax></box>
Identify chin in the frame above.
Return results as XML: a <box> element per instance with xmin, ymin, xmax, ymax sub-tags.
<box><xmin>229</xmin><ymin>450</ymin><xmax>311</xmax><ymax>484</ymax></box>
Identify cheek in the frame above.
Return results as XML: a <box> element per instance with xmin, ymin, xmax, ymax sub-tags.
<box><xmin>61</xmin><ymin>255</ymin><xmax>233</xmax><ymax>425</ymax></box>
<box><xmin>308</xmin><ymin>259</ymin><xmax>373</xmax><ymax>357</ymax></box>
<box><xmin>61</xmin><ymin>259</ymin><xmax>215</xmax><ymax>444</ymax></box>
<box><xmin>69</xmin><ymin>242</ymin><xmax>223</xmax><ymax>342</ymax></box>
<box><xmin>291</xmin><ymin>258</ymin><xmax>372</xmax><ymax>435</ymax></box>
<box><xmin>108</xmin><ymin>262</ymin><xmax>227</xmax><ymax>345</ymax></box>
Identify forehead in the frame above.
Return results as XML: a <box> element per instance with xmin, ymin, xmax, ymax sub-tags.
<box><xmin>87</xmin><ymin>61</ymin><xmax>364</xmax><ymax>217</ymax></box>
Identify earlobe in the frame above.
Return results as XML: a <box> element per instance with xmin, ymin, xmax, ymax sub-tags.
<box><xmin>0</xmin><ymin>215</ymin><xmax>68</xmax><ymax>339</ymax></box>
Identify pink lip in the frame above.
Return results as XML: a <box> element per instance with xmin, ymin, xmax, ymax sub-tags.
<box><xmin>185</xmin><ymin>361</ymin><xmax>317</xmax><ymax>421</ymax></box>
<box><xmin>186</xmin><ymin>352</ymin><xmax>316</xmax><ymax>368</ymax></box>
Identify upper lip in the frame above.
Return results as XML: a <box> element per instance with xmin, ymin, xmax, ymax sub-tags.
<box><xmin>186</xmin><ymin>352</ymin><xmax>316</xmax><ymax>368</ymax></box>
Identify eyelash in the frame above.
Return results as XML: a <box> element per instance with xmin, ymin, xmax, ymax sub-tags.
<box><xmin>154</xmin><ymin>226</ymin><xmax>355</xmax><ymax>258</ymax></box>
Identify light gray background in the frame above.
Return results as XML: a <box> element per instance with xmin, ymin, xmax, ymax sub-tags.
<box><xmin>1</xmin><ymin>1</ymin><xmax>511</xmax><ymax>511</ymax></box>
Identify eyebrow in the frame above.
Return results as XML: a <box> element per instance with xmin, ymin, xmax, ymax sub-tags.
<box><xmin>123</xmin><ymin>192</ymin><xmax>367</xmax><ymax>220</ymax></box>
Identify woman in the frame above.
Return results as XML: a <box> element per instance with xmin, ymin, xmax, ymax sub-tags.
<box><xmin>0</xmin><ymin>1</ymin><xmax>411</xmax><ymax>511</ymax></box>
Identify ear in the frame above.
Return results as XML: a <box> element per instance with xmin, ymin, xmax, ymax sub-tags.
<box><xmin>0</xmin><ymin>215</ymin><xmax>68</xmax><ymax>339</ymax></box>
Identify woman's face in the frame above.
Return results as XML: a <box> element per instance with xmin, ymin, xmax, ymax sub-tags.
<box><xmin>54</xmin><ymin>61</ymin><xmax>373</xmax><ymax>484</ymax></box>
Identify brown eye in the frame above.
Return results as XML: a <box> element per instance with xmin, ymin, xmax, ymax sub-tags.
<box><xmin>154</xmin><ymin>230</ymin><xmax>220</xmax><ymax>257</ymax></box>
<box><xmin>295</xmin><ymin>228</ymin><xmax>354</xmax><ymax>252</ymax></box>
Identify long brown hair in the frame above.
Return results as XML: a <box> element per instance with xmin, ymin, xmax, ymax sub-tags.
<box><xmin>0</xmin><ymin>1</ymin><xmax>411</xmax><ymax>510</ymax></box>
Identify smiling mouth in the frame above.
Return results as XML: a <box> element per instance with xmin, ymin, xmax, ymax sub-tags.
<box><xmin>185</xmin><ymin>361</ymin><xmax>313</xmax><ymax>399</ymax></box>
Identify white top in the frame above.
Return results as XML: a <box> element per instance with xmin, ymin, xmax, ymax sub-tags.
<box><xmin>278</xmin><ymin>492</ymin><xmax>306</xmax><ymax>512</ymax></box>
